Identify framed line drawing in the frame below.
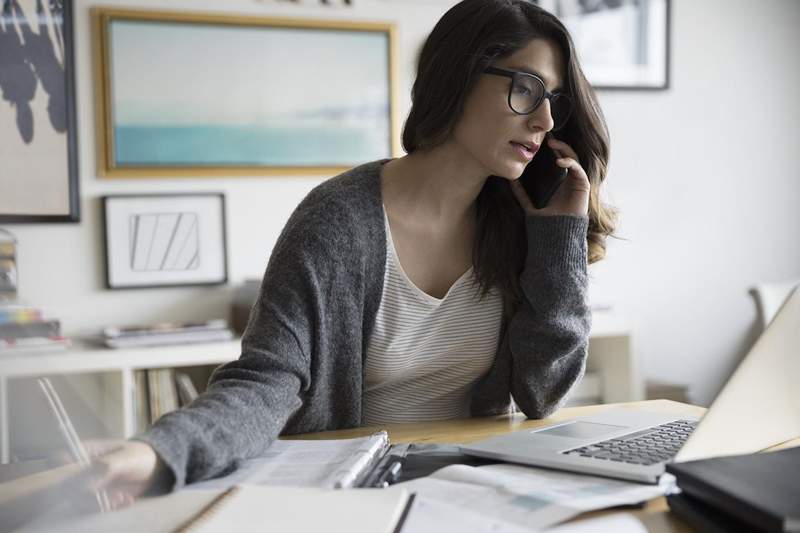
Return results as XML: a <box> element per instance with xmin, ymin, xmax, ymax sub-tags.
<box><xmin>91</xmin><ymin>8</ymin><xmax>399</xmax><ymax>177</ymax></box>
<box><xmin>536</xmin><ymin>0</ymin><xmax>670</xmax><ymax>90</ymax></box>
<box><xmin>102</xmin><ymin>194</ymin><xmax>228</xmax><ymax>289</ymax></box>
<box><xmin>0</xmin><ymin>0</ymin><xmax>80</xmax><ymax>222</ymax></box>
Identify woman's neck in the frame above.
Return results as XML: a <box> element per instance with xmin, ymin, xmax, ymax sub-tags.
<box><xmin>381</xmin><ymin>142</ymin><xmax>488</xmax><ymax>230</ymax></box>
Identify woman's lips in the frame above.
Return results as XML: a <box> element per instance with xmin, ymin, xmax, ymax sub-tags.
<box><xmin>510</xmin><ymin>141</ymin><xmax>539</xmax><ymax>161</ymax></box>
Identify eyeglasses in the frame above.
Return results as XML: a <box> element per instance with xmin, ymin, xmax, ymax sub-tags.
<box><xmin>483</xmin><ymin>67</ymin><xmax>572</xmax><ymax>130</ymax></box>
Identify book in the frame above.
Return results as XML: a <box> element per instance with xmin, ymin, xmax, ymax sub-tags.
<box><xmin>175</xmin><ymin>372</ymin><xmax>199</xmax><ymax>406</ymax></box>
<box><xmin>0</xmin><ymin>305</ymin><xmax>42</xmax><ymax>325</ymax></box>
<box><xmin>103</xmin><ymin>329</ymin><xmax>234</xmax><ymax>349</ymax></box>
<box><xmin>160</xmin><ymin>369</ymin><xmax>179</xmax><ymax>416</ymax></box>
<box><xmin>103</xmin><ymin>319</ymin><xmax>229</xmax><ymax>338</ymax></box>
<box><xmin>666</xmin><ymin>446</ymin><xmax>800</xmax><ymax>532</ymax></box>
<box><xmin>134</xmin><ymin>370</ymin><xmax>151</xmax><ymax>432</ymax></box>
<box><xmin>666</xmin><ymin>492</ymin><xmax>761</xmax><ymax>533</ymax></box>
<box><xmin>177</xmin><ymin>485</ymin><xmax>413</xmax><ymax>533</ymax></box>
<box><xmin>0</xmin><ymin>320</ymin><xmax>60</xmax><ymax>340</ymax></box>
<box><xmin>188</xmin><ymin>432</ymin><xmax>397</xmax><ymax>491</ymax></box>
<box><xmin>0</xmin><ymin>336</ymin><xmax>70</xmax><ymax>354</ymax></box>
<box><xmin>147</xmin><ymin>370</ymin><xmax>162</xmax><ymax>423</ymax></box>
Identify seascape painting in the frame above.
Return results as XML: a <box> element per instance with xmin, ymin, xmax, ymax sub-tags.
<box><xmin>95</xmin><ymin>10</ymin><xmax>397</xmax><ymax>175</ymax></box>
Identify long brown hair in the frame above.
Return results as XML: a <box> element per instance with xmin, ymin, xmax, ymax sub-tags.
<box><xmin>402</xmin><ymin>0</ymin><xmax>618</xmax><ymax>320</ymax></box>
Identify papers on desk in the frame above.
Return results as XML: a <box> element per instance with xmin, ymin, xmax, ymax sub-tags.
<box><xmin>169</xmin><ymin>432</ymin><xmax>664</xmax><ymax>532</ymax></box>
<box><xmin>400</xmin><ymin>496</ymin><xmax>648</xmax><ymax>533</ymax></box>
<box><xmin>390</xmin><ymin>463</ymin><xmax>667</xmax><ymax>531</ymax></box>
<box><xmin>187</xmin><ymin>432</ymin><xmax>390</xmax><ymax>490</ymax></box>
<box><xmin>178</xmin><ymin>485</ymin><xmax>413</xmax><ymax>533</ymax></box>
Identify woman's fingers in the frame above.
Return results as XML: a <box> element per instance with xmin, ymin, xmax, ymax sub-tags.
<box><xmin>547</xmin><ymin>136</ymin><xmax>580</xmax><ymax>162</ymax></box>
<box><xmin>556</xmin><ymin>157</ymin><xmax>591</xmax><ymax>191</ymax></box>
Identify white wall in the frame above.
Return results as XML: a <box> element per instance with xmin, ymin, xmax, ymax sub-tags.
<box><xmin>5</xmin><ymin>0</ymin><xmax>799</xmax><ymax>406</ymax></box>
<box><xmin>588</xmin><ymin>0</ymin><xmax>800</xmax><ymax>404</ymax></box>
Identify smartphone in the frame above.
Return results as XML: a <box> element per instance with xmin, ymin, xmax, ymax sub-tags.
<box><xmin>519</xmin><ymin>138</ymin><xmax>569</xmax><ymax>209</ymax></box>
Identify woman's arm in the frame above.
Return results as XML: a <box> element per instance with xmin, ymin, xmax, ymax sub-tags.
<box><xmin>506</xmin><ymin>214</ymin><xmax>591</xmax><ymax>418</ymax></box>
<box><xmin>131</xmin><ymin>194</ymin><xmax>342</xmax><ymax>490</ymax></box>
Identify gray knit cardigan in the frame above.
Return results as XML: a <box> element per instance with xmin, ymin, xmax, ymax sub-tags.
<box><xmin>135</xmin><ymin>159</ymin><xmax>591</xmax><ymax>490</ymax></box>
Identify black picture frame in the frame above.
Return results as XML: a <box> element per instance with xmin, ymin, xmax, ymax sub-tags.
<box><xmin>0</xmin><ymin>0</ymin><xmax>80</xmax><ymax>223</ymax></box>
<box><xmin>594</xmin><ymin>0</ymin><xmax>671</xmax><ymax>91</ymax></box>
<box><xmin>538</xmin><ymin>0</ymin><xmax>671</xmax><ymax>91</ymax></box>
<box><xmin>101</xmin><ymin>193</ymin><xmax>228</xmax><ymax>290</ymax></box>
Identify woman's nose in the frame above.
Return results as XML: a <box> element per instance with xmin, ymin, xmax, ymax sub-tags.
<box><xmin>527</xmin><ymin>98</ymin><xmax>555</xmax><ymax>133</ymax></box>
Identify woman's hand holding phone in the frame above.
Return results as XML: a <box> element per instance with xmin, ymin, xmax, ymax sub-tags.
<box><xmin>510</xmin><ymin>136</ymin><xmax>590</xmax><ymax>218</ymax></box>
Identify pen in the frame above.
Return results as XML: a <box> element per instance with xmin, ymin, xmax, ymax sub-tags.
<box><xmin>375</xmin><ymin>459</ymin><xmax>403</xmax><ymax>488</ymax></box>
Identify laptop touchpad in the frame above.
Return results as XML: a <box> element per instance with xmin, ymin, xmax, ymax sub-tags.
<box><xmin>534</xmin><ymin>421</ymin><xmax>627</xmax><ymax>439</ymax></box>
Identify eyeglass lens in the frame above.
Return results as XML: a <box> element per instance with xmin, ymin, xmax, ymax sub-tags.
<box><xmin>510</xmin><ymin>74</ymin><xmax>571</xmax><ymax>129</ymax></box>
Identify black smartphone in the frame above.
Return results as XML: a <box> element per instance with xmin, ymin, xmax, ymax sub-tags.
<box><xmin>519</xmin><ymin>138</ymin><xmax>569</xmax><ymax>209</ymax></box>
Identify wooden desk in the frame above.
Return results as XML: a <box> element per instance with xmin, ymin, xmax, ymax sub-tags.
<box><xmin>5</xmin><ymin>400</ymin><xmax>798</xmax><ymax>532</ymax></box>
<box><xmin>291</xmin><ymin>399</ymin><xmax>800</xmax><ymax>533</ymax></box>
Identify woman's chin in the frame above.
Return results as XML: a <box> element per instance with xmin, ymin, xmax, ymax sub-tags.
<box><xmin>491</xmin><ymin>162</ymin><xmax>527</xmax><ymax>180</ymax></box>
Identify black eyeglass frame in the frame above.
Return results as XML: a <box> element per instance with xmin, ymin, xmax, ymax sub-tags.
<box><xmin>483</xmin><ymin>66</ymin><xmax>572</xmax><ymax>129</ymax></box>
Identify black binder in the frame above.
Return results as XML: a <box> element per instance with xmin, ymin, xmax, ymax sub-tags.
<box><xmin>665</xmin><ymin>446</ymin><xmax>800</xmax><ymax>532</ymax></box>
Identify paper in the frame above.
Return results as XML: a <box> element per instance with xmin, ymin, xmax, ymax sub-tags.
<box><xmin>400</xmin><ymin>497</ymin><xmax>647</xmax><ymax>533</ymax></box>
<box><xmin>187</xmin><ymin>433</ymin><xmax>388</xmax><ymax>490</ymax></box>
<box><xmin>401</xmin><ymin>496</ymin><xmax>533</xmax><ymax>533</ymax></box>
<box><xmin>181</xmin><ymin>485</ymin><xmax>411</xmax><ymax>533</ymax></box>
<box><xmin>390</xmin><ymin>463</ymin><xmax>666</xmax><ymax>530</ymax></box>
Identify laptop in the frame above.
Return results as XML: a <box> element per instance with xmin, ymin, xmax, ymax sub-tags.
<box><xmin>461</xmin><ymin>286</ymin><xmax>800</xmax><ymax>484</ymax></box>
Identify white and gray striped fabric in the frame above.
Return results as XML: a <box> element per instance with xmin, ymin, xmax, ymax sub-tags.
<box><xmin>362</xmin><ymin>206</ymin><xmax>505</xmax><ymax>425</ymax></box>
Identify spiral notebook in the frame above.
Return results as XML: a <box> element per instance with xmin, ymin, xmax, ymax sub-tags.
<box><xmin>187</xmin><ymin>431</ymin><xmax>405</xmax><ymax>490</ymax></box>
<box><xmin>177</xmin><ymin>485</ymin><xmax>414</xmax><ymax>533</ymax></box>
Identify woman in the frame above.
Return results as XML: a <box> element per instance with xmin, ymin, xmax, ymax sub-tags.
<box><xmin>89</xmin><ymin>0</ymin><xmax>615</xmax><ymax>505</ymax></box>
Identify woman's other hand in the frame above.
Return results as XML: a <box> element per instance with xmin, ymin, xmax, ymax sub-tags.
<box><xmin>79</xmin><ymin>440</ymin><xmax>172</xmax><ymax>510</ymax></box>
<box><xmin>510</xmin><ymin>136</ymin><xmax>591</xmax><ymax>217</ymax></box>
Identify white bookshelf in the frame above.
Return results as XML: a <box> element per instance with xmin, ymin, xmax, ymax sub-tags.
<box><xmin>0</xmin><ymin>340</ymin><xmax>240</xmax><ymax>463</ymax></box>
<box><xmin>0</xmin><ymin>311</ymin><xmax>639</xmax><ymax>463</ymax></box>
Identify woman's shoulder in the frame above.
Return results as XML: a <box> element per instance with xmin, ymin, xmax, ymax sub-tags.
<box><xmin>302</xmin><ymin>159</ymin><xmax>386</xmax><ymax>212</ymax></box>
<box><xmin>282</xmin><ymin>159</ymin><xmax>388</xmax><ymax>241</ymax></box>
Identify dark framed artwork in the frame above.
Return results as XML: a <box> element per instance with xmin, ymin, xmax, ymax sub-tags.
<box><xmin>92</xmin><ymin>8</ymin><xmax>399</xmax><ymax>178</ymax></box>
<box><xmin>102</xmin><ymin>193</ymin><xmax>228</xmax><ymax>289</ymax></box>
<box><xmin>0</xmin><ymin>0</ymin><xmax>80</xmax><ymax>222</ymax></box>
<box><xmin>537</xmin><ymin>0</ymin><xmax>670</xmax><ymax>90</ymax></box>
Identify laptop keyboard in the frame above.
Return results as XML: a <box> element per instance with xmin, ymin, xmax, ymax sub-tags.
<box><xmin>562</xmin><ymin>419</ymin><xmax>698</xmax><ymax>466</ymax></box>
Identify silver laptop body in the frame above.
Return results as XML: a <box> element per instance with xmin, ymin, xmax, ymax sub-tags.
<box><xmin>461</xmin><ymin>287</ymin><xmax>800</xmax><ymax>484</ymax></box>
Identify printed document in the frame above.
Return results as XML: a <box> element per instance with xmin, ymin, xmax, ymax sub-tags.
<box><xmin>390</xmin><ymin>463</ymin><xmax>666</xmax><ymax>530</ymax></box>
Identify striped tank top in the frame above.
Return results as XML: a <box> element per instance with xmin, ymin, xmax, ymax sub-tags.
<box><xmin>362</xmin><ymin>205</ymin><xmax>504</xmax><ymax>425</ymax></box>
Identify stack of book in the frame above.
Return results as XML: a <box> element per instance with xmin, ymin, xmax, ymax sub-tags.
<box><xmin>0</xmin><ymin>304</ymin><xmax>70</xmax><ymax>353</ymax></box>
<box><xmin>134</xmin><ymin>368</ymin><xmax>201</xmax><ymax>432</ymax></box>
<box><xmin>666</xmin><ymin>447</ymin><xmax>800</xmax><ymax>532</ymax></box>
<box><xmin>101</xmin><ymin>319</ymin><xmax>234</xmax><ymax>348</ymax></box>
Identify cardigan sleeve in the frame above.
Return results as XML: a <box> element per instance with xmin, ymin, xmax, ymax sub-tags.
<box><xmin>508</xmin><ymin>214</ymin><xmax>591</xmax><ymax>418</ymax></box>
<box><xmin>132</xmin><ymin>193</ymin><xmax>342</xmax><ymax>490</ymax></box>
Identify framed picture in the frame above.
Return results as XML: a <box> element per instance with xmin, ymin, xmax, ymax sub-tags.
<box><xmin>91</xmin><ymin>8</ymin><xmax>399</xmax><ymax>177</ymax></box>
<box><xmin>536</xmin><ymin>0</ymin><xmax>670</xmax><ymax>90</ymax></box>
<box><xmin>102</xmin><ymin>194</ymin><xmax>228</xmax><ymax>289</ymax></box>
<box><xmin>0</xmin><ymin>0</ymin><xmax>80</xmax><ymax>222</ymax></box>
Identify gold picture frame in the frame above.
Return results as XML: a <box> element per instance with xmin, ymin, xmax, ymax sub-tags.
<box><xmin>92</xmin><ymin>7</ymin><xmax>400</xmax><ymax>178</ymax></box>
